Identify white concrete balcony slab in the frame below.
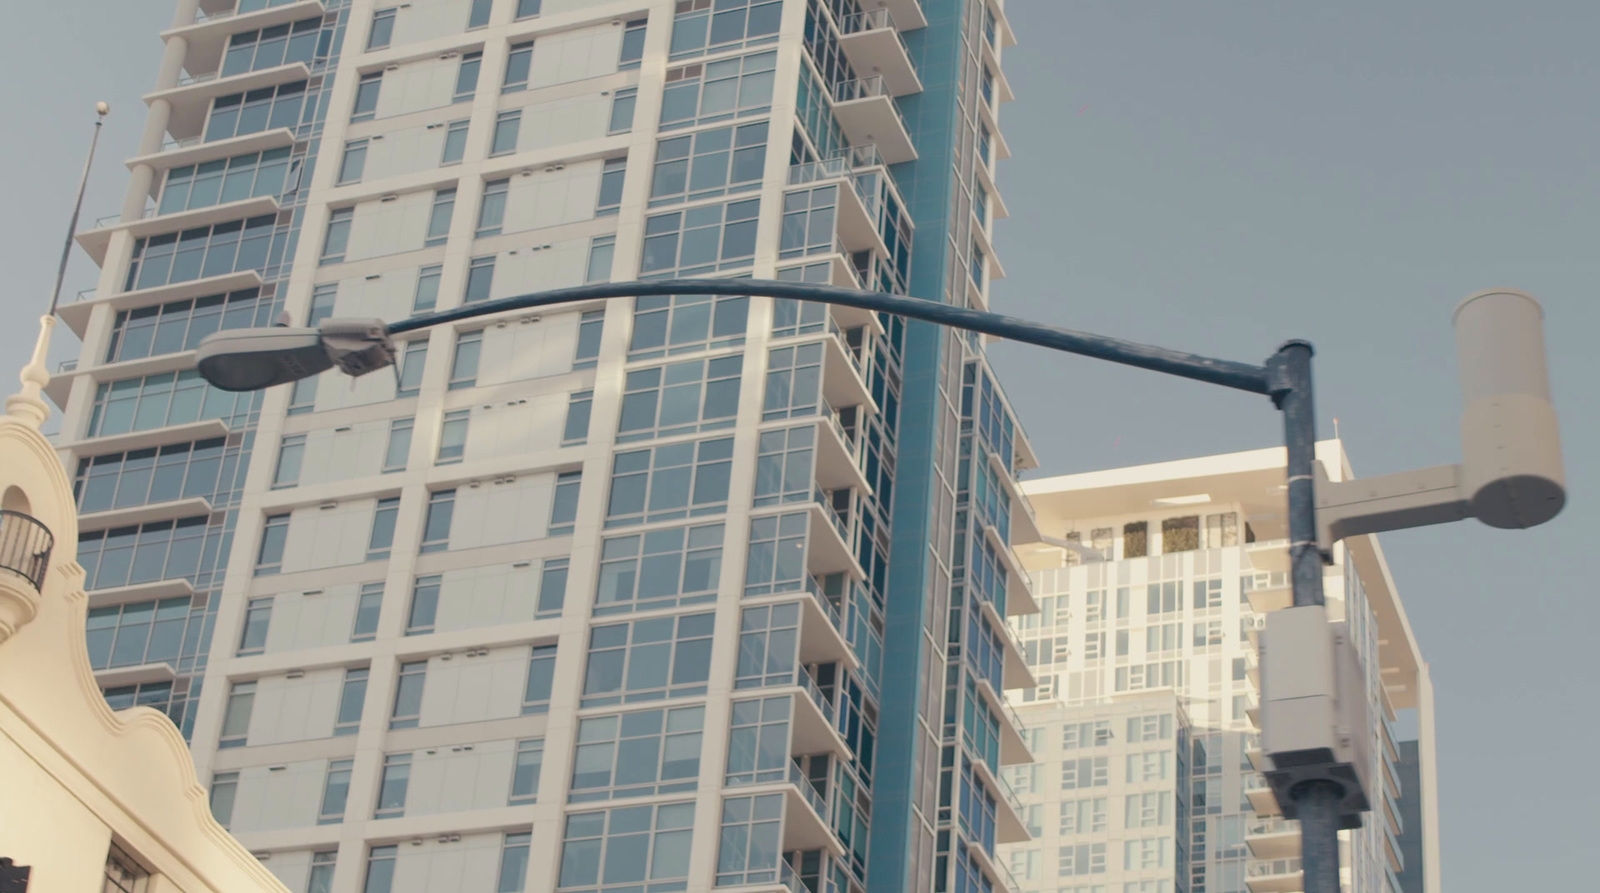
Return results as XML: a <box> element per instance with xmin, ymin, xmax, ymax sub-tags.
<box><xmin>833</xmin><ymin>77</ymin><xmax>917</xmax><ymax>164</ymax></box>
<box><xmin>163</xmin><ymin>0</ymin><xmax>327</xmax><ymax>77</ymax></box>
<box><xmin>839</xmin><ymin>10</ymin><xmax>922</xmax><ymax>97</ymax></box>
<box><xmin>77</xmin><ymin>195</ymin><xmax>280</xmax><ymax>266</ymax></box>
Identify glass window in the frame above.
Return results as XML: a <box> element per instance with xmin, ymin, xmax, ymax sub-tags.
<box><xmin>669</xmin><ymin>0</ymin><xmax>781</xmax><ymax>59</ymax></box>
<box><xmin>237</xmin><ymin>597</ymin><xmax>272</xmax><ymax>654</ymax></box>
<box><xmin>498</xmin><ymin>831</ymin><xmax>532</xmax><ymax>893</ymax></box>
<box><xmin>375</xmin><ymin>752</ymin><xmax>411</xmax><ymax>818</ymax></box>
<box><xmin>510</xmin><ymin>739</ymin><xmax>544</xmax><ymax>804</ymax></box>
<box><xmin>364</xmin><ymin>846</ymin><xmax>397</xmax><ymax>893</ymax></box>
<box><xmin>368</xmin><ymin>496</ymin><xmax>400</xmax><ymax>560</ymax></box>
<box><xmin>454</xmin><ymin>51</ymin><xmax>483</xmax><ymax>103</ymax></box>
<box><xmin>491</xmin><ymin>111</ymin><xmax>521</xmax><ymax>156</ymax></box>
<box><xmin>523</xmin><ymin>644</ymin><xmax>557</xmax><ymax>714</ymax></box>
<box><xmin>157</xmin><ymin>149</ymin><xmax>296</xmax><ymax>215</ymax></box>
<box><xmin>437</xmin><ymin>409</ymin><xmax>469</xmax><ymax>463</ymax></box>
<box><xmin>616</xmin><ymin>355</ymin><xmax>742</xmax><ymax>443</ymax></box>
<box><xmin>321</xmin><ymin>207</ymin><xmax>353</xmax><ymax>263</ymax></box>
<box><xmin>352</xmin><ymin>581</ymin><xmax>384</xmax><ymax>641</ymax></box>
<box><xmin>74</xmin><ymin>436</ymin><xmax>233</xmax><ymax>513</ymax></box>
<box><xmin>335</xmin><ymin>667</ymin><xmax>368</xmax><ymax>736</ymax></box>
<box><xmin>619</xmin><ymin>18</ymin><xmax>647</xmax><ymax>68</ymax></box>
<box><xmin>205</xmin><ymin>81</ymin><xmax>309</xmax><ymax>142</ymax></box>
<box><xmin>558</xmin><ymin>803</ymin><xmax>695</xmax><ymax>890</ymax></box>
<box><xmin>608</xmin><ymin>88</ymin><xmax>638</xmax><ymax>134</ymax></box>
<box><xmin>1059</xmin><ymin>797</ymin><xmax>1109</xmax><ymax>834</ymax></box>
<box><xmin>732</xmin><ymin>604</ymin><xmax>798</xmax><ymax>689</ymax></box>
<box><xmin>272</xmin><ymin>434</ymin><xmax>305</xmax><ymax>488</ymax></box>
<box><xmin>640</xmin><ymin>199</ymin><xmax>760</xmax><ymax>277</ymax></box>
<box><xmin>605</xmin><ymin>438</ymin><xmax>734</xmax><ymax>527</ymax></box>
<box><xmin>516</xmin><ymin>0</ymin><xmax>541</xmax><ymax>18</ymax></box>
<box><xmin>450</xmin><ymin>329</ymin><xmax>483</xmax><ymax>389</ymax></box>
<box><xmin>84</xmin><ymin>596</ymin><xmax>199</xmax><ymax>670</ymax></box>
<box><xmin>595</xmin><ymin>157</ymin><xmax>626</xmax><ymax>216</ymax></box>
<box><xmin>78</xmin><ymin>516</ymin><xmax>210</xmax><ymax>591</ymax></box>
<box><xmin>573</xmin><ymin>310</ymin><xmax>605</xmax><ymax>369</ymax></box>
<box><xmin>594</xmin><ymin>522</ymin><xmax>724</xmax><ymax>615</ymax></box>
<box><xmin>752</xmin><ymin>426</ymin><xmax>815</xmax><ymax>506</ymax></box>
<box><xmin>106</xmin><ymin>288</ymin><xmax>273</xmax><ymax>363</ymax></box>
<box><xmin>715</xmin><ymin>792</ymin><xmax>785</xmax><ymax>885</ymax></box>
<box><xmin>307</xmin><ymin>282</ymin><xmax>338</xmax><ymax>327</ymax></box>
<box><xmin>407</xmin><ymin>574</ymin><xmax>441</xmax><ymax>635</ymax></box>
<box><xmin>218</xmin><ymin>681</ymin><xmax>255</xmax><ymax>747</ymax></box>
<box><xmin>742</xmin><ymin>512</ymin><xmax>811</xmax><ymax>595</ymax></box>
<box><xmin>547</xmin><ymin>472</ymin><xmax>582</xmax><ymax>535</ymax></box>
<box><xmin>255</xmin><ymin>513</ymin><xmax>289</xmax><ymax>574</ymax></box>
<box><xmin>467</xmin><ymin>0</ymin><xmax>493</xmax><ymax>29</ymax></box>
<box><xmin>586</xmin><ymin>235</ymin><xmax>615</xmax><ymax>283</ymax></box>
<box><xmin>124</xmin><ymin>214</ymin><xmax>278</xmax><ymax>291</ymax></box>
<box><xmin>338</xmin><ymin>139</ymin><xmax>367</xmax><ymax>184</ymax></box>
<box><xmin>441</xmin><ymin>119</ymin><xmax>470</xmax><ymax>164</ymax></box>
<box><xmin>581</xmin><ymin>612</ymin><xmax>714</xmax><ymax>707</ymax></box>
<box><xmin>570</xmin><ymin>705</ymin><xmax>705</xmax><ymax>801</ymax></box>
<box><xmin>536</xmin><ymin>558</ymin><xmax>570</xmax><ymax>617</ymax></box>
<box><xmin>352</xmin><ymin>73</ymin><xmax>382</xmax><ymax>122</ymax></box>
<box><xmin>478</xmin><ymin>178</ymin><xmax>509</xmax><ymax>235</ymax></box>
<box><xmin>425</xmin><ymin>187</ymin><xmax>456</xmax><ymax>246</ymax></box>
<box><xmin>628</xmin><ymin>292</ymin><xmax>748</xmax><ymax>359</ymax></box>
<box><xmin>779</xmin><ymin>185</ymin><xmax>838</xmax><ymax>258</ymax></box>
<box><xmin>367</xmin><ymin>8</ymin><xmax>396</xmax><ymax>50</ymax></box>
<box><xmin>464</xmin><ymin>254</ymin><xmax>496</xmax><ymax>303</ymax></box>
<box><xmin>397</xmin><ymin>339</ymin><xmax>428</xmax><ymax>398</ymax></box>
<box><xmin>87</xmin><ymin>369</ymin><xmax>254</xmax><ymax>437</ymax></box>
<box><xmin>220</xmin><ymin>18</ymin><xmax>322</xmax><ymax>77</ymax></box>
<box><xmin>390</xmin><ymin>661</ymin><xmax>426</xmax><ymax>728</ymax></box>
<box><xmin>210</xmin><ymin>771</ymin><xmax>239</xmax><ymax>826</ymax></box>
<box><xmin>723</xmin><ymin>695</ymin><xmax>791</xmax><ymax>783</ymax></box>
<box><xmin>383</xmin><ymin>417</ymin><xmax>414</xmax><ymax>473</ymax></box>
<box><xmin>503</xmin><ymin>41</ymin><xmax>534</xmax><ymax>92</ymax></box>
<box><xmin>420</xmin><ymin>489</ymin><xmax>454</xmax><ymax>552</ymax></box>
<box><xmin>650</xmin><ymin>122</ymin><xmax>767</xmax><ymax>207</ymax></box>
<box><xmin>659</xmin><ymin>52</ymin><xmax>777</xmax><ymax>130</ymax></box>
<box><xmin>761</xmin><ymin>343</ymin><xmax>822</xmax><ymax>420</ymax></box>
<box><xmin>319</xmin><ymin>759</ymin><xmax>353</xmax><ymax>824</ymax></box>
<box><xmin>308</xmin><ymin>851</ymin><xmax>337</xmax><ymax>893</ymax></box>
<box><xmin>412</xmin><ymin>264</ymin><xmax>442</xmax><ymax>311</ymax></box>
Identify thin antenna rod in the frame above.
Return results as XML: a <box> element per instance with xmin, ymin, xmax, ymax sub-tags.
<box><xmin>49</xmin><ymin>103</ymin><xmax>109</xmax><ymax>316</ymax></box>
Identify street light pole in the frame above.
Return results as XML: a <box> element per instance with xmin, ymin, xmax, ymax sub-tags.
<box><xmin>191</xmin><ymin>278</ymin><xmax>1564</xmax><ymax>893</ymax></box>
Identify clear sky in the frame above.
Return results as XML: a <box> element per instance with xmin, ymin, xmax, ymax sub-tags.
<box><xmin>1</xmin><ymin>2</ymin><xmax>1594</xmax><ymax>890</ymax></box>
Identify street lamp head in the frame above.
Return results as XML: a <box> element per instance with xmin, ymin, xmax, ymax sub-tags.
<box><xmin>195</xmin><ymin>318</ymin><xmax>397</xmax><ymax>392</ymax></box>
<box><xmin>195</xmin><ymin>327</ymin><xmax>334</xmax><ymax>391</ymax></box>
<box><xmin>95</xmin><ymin>101</ymin><xmax>110</xmax><ymax>117</ymax></box>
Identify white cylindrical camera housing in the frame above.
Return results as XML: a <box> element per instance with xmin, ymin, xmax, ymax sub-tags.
<box><xmin>1453</xmin><ymin>289</ymin><xmax>1565</xmax><ymax>528</ymax></box>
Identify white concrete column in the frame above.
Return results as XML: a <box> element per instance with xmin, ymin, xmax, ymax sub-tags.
<box><xmin>156</xmin><ymin>35</ymin><xmax>190</xmax><ymax>88</ymax></box>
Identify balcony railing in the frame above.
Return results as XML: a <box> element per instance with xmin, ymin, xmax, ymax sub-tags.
<box><xmin>788</xmin><ymin>761</ymin><xmax>828</xmax><ymax>817</ymax></box>
<box><xmin>796</xmin><ymin>668</ymin><xmax>837</xmax><ymax>726</ymax></box>
<box><xmin>1246</xmin><ymin>858</ymin><xmax>1302</xmax><ymax>879</ymax></box>
<box><xmin>841</xmin><ymin>9</ymin><xmax>916</xmax><ymax>60</ymax></box>
<box><xmin>0</xmin><ymin>510</ymin><xmax>54</xmax><ymax>592</ymax></box>
<box><xmin>834</xmin><ymin>76</ymin><xmax>908</xmax><ymax>130</ymax></box>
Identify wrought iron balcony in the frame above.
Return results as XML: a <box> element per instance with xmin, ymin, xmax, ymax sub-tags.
<box><xmin>0</xmin><ymin>510</ymin><xmax>53</xmax><ymax>592</ymax></box>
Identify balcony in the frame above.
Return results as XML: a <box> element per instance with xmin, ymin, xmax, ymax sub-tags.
<box><xmin>1245</xmin><ymin>858</ymin><xmax>1303</xmax><ymax>893</ymax></box>
<box><xmin>815</xmin><ymin>413</ymin><xmax>872</xmax><ymax>496</ymax></box>
<box><xmin>163</xmin><ymin>0</ymin><xmax>327</xmax><ymax>79</ymax></box>
<box><xmin>796</xmin><ymin>496</ymin><xmax>864</xmax><ymax>582</ymax></box>
<box><xmin>128</xmin><ymin>127</ymin><xmax>297</xmax><ymax>175</ymax></box>
<box><xmin>58</xmin><ymin>269</ymin><xmax>264</xmax><ymax>340</ymax></box>
<box><xmin>0</xmin><ymin>510</ymin><xmax>55</xmax><ymax>595</ymax></box>
<box><xmin>1244</xmin><ymin>538</ymin><xmax>1291</xmax><ymax>575</ymax></box>
<box><xmin>146</xmin><ymin>61</ymin><xmax>311</xmax><ymax>143</ymax></box>
<box><xmin>45</xmin><ymin>348</ymin><xmax>206</xmax><ymax>409</ymax></box>
<box><xmin>1244</xmin><ymin>772</ymin><xmax>1281</xmax><ymax>817</ymax></box>
<box><xmin>819</xmin><ymin>330</ymin><xmax>876</xmax><ymax>416</ymax></box>
<box><xmin>783</xmin><ymin>581</ymin><xmax>860</xmax><ymax>672</ymax></box>
<box><xmin>838</xmin><ymin>10</ymin><xmax>922</xmax><ymax>96</ymax></box>
<box><xmin>780</xmin><ymin>762</ymin><xmax>844</xmax><ymax>855</ymax></box>
<box><xmin>968</xmin><ymin>756</ymin><xmax>1030</xmax><ymax>844</ymax></box>
<box><xmin>790</xmin><ymin>671</ymin><xmax>851</xmax><ymax>760</ymax></box>
<box><xmin>93</xmin><ymin>661</ymin><xmax>179</xmax><ymax>690</ymax></box>
<box><xmin>1245</xmin><ymin>816</ymin><xmax>1300</xmax><ymax>860</ymax></box>
<box><xmin>76</xmin><ymin>497</ymin><xmax>215</xmax><ymax>535</ymax></box>
<box><xmin>789</xmin><ymin>158</ymin><xmax>890</xmax><ymax>262</ymax></box>
<box><xmin>66</xmin><ymin>418</ymin><xmax>233</xmax><ymax>457</ymax></box>
<box><xmin>77</xmin><ymin>195</ymin><xmax>280</xmax><ymax>266</ymax></box>
<box><xmin>832</xmin><ymin>77</ymin><xmax>917</xmax><ymax>164</ymax></box>
<box><xmin>862</xmin><ymin>0</ymin><xmax>927</xmax><ymax>31</ymax></box>
<box><xmin>85</xmin><ymin>577</ymin><xmax>196</xmax><ymax>610</ymax></box>
<box><xmin>1244</xmin><ymin>577</ymin><xmax>1292</xmax><ymax>614</ymax></box>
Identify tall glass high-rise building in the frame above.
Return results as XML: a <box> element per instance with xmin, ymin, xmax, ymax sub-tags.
<box><xmin>51</xmin><ymin>1</ymin><xmax>1036</xmax><ymax>892</ymax></box>
<box><xmin>999</xmin><ymin>443</ymin><xmax>1442</xmax><ymax>893</ymax></box>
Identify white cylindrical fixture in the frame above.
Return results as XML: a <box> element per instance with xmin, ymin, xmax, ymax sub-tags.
<box><xmin>1453</xmin><ymin>289</ymin><xmax>1565</xmax><ymax>528</ymax></box>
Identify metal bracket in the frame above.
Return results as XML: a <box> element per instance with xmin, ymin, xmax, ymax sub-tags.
<box><xmin>320</xmin><ymin>318</ymin><xmax>396</xmax><ymax>379</ymax></box>
<box><xmin>1314</xmin><ymin>461</ymin><xmax>1472</xmax><ymax>555</ymax></box>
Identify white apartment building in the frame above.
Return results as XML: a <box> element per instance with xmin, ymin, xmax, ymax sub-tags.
<box><xmin>998</xmin><ymin>443</ymin><xmax>1441</xmax><ymax>893</ymax></box>
<box><xmin>49</xmin><ymin>2</ymin><xmax>1037</xmax><ymax>893</ymax></box>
